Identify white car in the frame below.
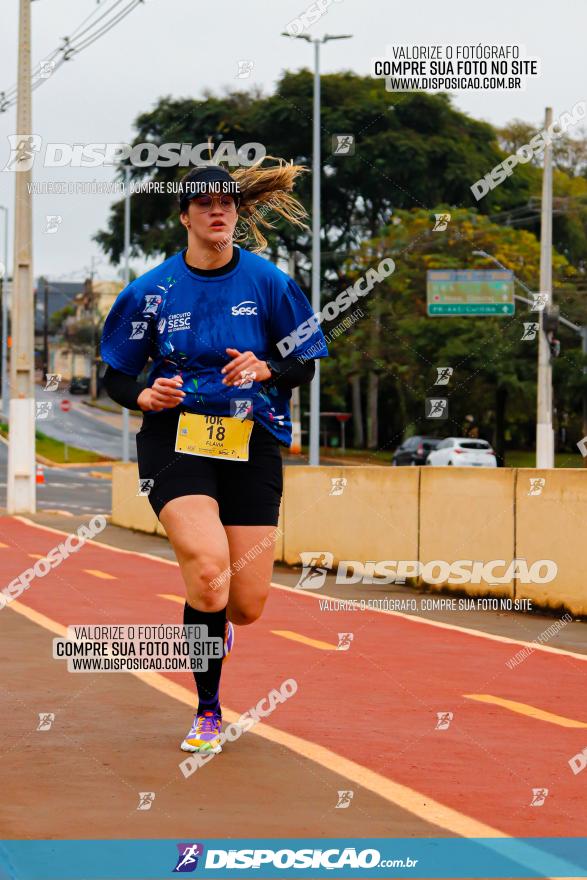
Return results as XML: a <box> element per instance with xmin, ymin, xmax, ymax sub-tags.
<box><xmin>426</xmin><ymin>437</ymin><xmax>497</xmax><ymax>467</ymax></box>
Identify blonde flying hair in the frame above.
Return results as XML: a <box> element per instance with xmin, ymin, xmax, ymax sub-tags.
<box><xmin>182</xmin><ymin>156</ymin><xmax>309</xmax><ymax>253</ymax></box>
<box><xmin>231</xmin><ymin>155</ymin><xmax>309</xmax><ymax>252</ymax></box>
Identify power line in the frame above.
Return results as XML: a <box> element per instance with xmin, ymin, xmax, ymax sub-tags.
<box><xmin>0</xmin><ymin>0</ymin><xmax>145</xmax><ymax>113</ymax></box>
<box><xmin>68</xmin><ymin>0</ymin><xmax>129</xmax><ymax>43</ymax></box>
<box><xmin>60</xmin><ymin>1</ymin><xmax>143</xmax><ymax>59</ymax></box>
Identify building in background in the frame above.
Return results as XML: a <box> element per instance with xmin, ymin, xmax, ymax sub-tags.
<box><xmin>35</xmin><ymin>277</ymin><xmax>122</xmax><ymax>384</ymax></box>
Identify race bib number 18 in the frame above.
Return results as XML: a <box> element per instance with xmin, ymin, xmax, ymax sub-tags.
<box><xmin>175</xmin><ymin>412</ymin><xmax>253</xmax><ymax>461</ymax></box>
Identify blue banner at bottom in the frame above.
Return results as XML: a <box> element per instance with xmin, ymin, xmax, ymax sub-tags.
<box><xmin>1</xmin><ymin>838</ymin><xmax>586</xmax><ymax>879</ymax></box>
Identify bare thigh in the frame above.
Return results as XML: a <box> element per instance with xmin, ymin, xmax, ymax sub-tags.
<box><xmin>225</xmin><ymin>525</ymin><xmax>277</xmax><ymax>626</ymax></box>
<box><xmin>159</xmin><ymin>495</ymin><xmax>230</xmax><ymax>611</ymax></box>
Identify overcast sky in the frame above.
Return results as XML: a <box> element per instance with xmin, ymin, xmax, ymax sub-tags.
<box><xmin>0</xmin><ymin>0</ymin><xmax>584</xmax><ymax>282</ymax></box>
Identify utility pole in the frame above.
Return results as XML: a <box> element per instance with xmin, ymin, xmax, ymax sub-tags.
<box><xmin>288</xmin><ymin>252</ymin><xmax>302</xmax><ymax>454</ymax></box>
<box><xmin>43</xmin><ymin>277</ymin><xmax>49</xmax><ymax>378</ymax></box>
<box><xmin>582</xmin><ymin>327</ymin><xmax>587</xmax><ymax>463</ymax></box>
<box><xmin>8</xmin><ymin>0</ymin><xmax>36</xmax><ymax>514</ymax></box>
<box><xmin>309</xmin><ymin>38</ymin><xmax>321</xmax><ymax>466</ymax></box>
<box><xmin>474</xmin><ymin>248</ymin><xmax>583</xmax><ymax>466</ymax></box>
<box><xmin>88</xmin><ymin>256</ymin><xmax>99</xmax><ymax>400</ymax></box>
<box><xmin>0</xmin><ymin>205</ymin><xmax>9</xmax><ymax>421</ymax></box>
<box><xmin>281</xmin><ymin>32</ymin><xmax>352</xmax><ymax>465</ymax></box>
<box><xmin>536</xmin><ymin>107</ymin><xmax>554</xmax><ymax>468</ymax></box>
<box><xmin>122</xmin><ymin>166</ymin><xmax>130</xmax><ymax>462</ymax></box>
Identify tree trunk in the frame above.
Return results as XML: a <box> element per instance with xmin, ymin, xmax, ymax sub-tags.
<box><xmin>367</xmin><ymin>293</ymin><xmax>381</xmax><ymax>448</ymax></box>
<box><xmin>396</xmin><ymin>377</ymin><xmax>407</xmax><ymax>443</ymax></box>
<box><xmin>367</xmin><ymin>371</ymin><xmax>379</xmax><ymax>449</ymax></box>
<box><xmin>494</xmin><ymin>385</ymin><xmax>507</xmax><ymax>466</ymax></box>
<box><xmin>350</xmin><ymin>374</ymin><xmax>364</xmax><ymax>448</ymax></box>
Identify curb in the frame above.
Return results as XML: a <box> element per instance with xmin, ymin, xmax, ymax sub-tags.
<box><xmin>0</xmin><ymin>430</ymin><xmax>116</xmax><ymax>470</ymax></box>
<box><xmin>35</xmin><ymin>453</ymin><xmax>116</xmax><ymax>470</ymax></box>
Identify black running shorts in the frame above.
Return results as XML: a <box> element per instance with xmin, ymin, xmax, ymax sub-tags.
<box><xmin>136</xmin><ymin>408</ymin><xmax>284</xmax><ymax>525</ymax></box>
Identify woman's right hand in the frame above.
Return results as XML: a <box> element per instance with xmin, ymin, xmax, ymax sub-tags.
<box><xmin>137</xmin><ymin>376</ymin><xmax>185</xmax><ymax>412</ymax></box>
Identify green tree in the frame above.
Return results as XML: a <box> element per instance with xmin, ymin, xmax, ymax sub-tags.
<box><xmin>320</xmin><ymin>208</ymin><xmax>580</xmax><ymax>458</ymax></box>
<box><xmin>49</xmin><ymin>304</ymin><xmax>75</xmax><ymax>336</ymax></box>
<box><xmin>94</xmin><ymin>74</ymin><xmax>587</xmax><ymax>453</ymax></box>
<box><xmin>95</xmin><ymin>71</ymin><xmax>534</xmax><ymax>271</ymax></box>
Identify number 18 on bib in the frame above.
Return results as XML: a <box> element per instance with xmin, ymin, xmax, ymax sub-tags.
<box><xmin>175</xmin><ymin>412</ymin><xmax>253</xmax><ymax>461</ymax></box>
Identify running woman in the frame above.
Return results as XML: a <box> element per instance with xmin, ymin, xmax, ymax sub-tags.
<box><xmin>100</xmin><ymin>159</ymin><xmax>328</xmax><ymax>753</ymax></box>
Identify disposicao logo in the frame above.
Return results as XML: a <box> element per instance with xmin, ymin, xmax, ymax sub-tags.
<box><xmin>173</xmin><ymin>843</ymin><xmax>204</xmax><ymax>872</ymax></box>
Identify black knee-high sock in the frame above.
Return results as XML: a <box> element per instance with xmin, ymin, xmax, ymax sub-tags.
<box><xmin>183</xmin><ymin>602</ymin><xmax>226</xmax><ymax>716</ymax></box>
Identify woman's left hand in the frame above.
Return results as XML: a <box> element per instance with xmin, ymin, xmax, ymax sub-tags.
<box><xmin>222</xmin><ymin>347</ymin><xmax>271</xmax><ymax>386</ymax></box>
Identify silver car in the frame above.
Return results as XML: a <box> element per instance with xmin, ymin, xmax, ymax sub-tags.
<box><xmin>426</xmin><ymin>437</ymin><xmax>497</xmax><ymax>467</ymax></box>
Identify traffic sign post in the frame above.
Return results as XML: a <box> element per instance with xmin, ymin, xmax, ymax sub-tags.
<box><xmin>335</xmin><ymin>413</ymin><xmax>351</xmax><ymax>453</ymax></box>
<box><xmin>303</xmin><ymin>411</ymin><xmax>352</xmax><ymax>455</ymax></box>
<box><xmin>427</xmin><ymin>270</ymin><xmax>515</xmax><ymax>316</ymax></box>
<box><xmin>60</xmin><ymin>399</ymin><xmax>71</xmax><ymax>461</ymax></box>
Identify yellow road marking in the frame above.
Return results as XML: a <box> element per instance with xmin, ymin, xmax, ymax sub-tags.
<box><xmin>0</xmin><ymin>541</ymin><xmax>9</xmax><ymax>548</ymax></box>
<box><xmin>28</xmin><ymin>553</ymin><xmax>44</xmax><ymax>559</ymax></box>
<box><xmin>271</xmin><ymin>629</ymin><xmax>338</xmax><ymax>651</ymax></box>
<box><xmin>6</xmin><ymin>597</ymin><xmax>505</xmax><ymax>840</ymax></box>
<box><xmin>269</xmin><ymin>580</ymin><xmax>587</xmax><ymax>663</ymax></box>
<box><xmin>3</xmin><ymin>520</ymin><xmax>581</xmax><ymax>876</ymax></box>
<box><xmin>12</xmin><ymin>518</ymin><xmax>585</xmax><ymax>666</ymax></box>
<box><xmin>158</xmin><ymin>593</ymin><xmax>184</xmax><ymax>605</ymax></box>
<box><xmin>36</xmin><ymin>509</ymin><xmax>74</xmax><ymax>517</ymax></box>
<box><xmin>83</xmin><ymin>569</ymin><xmax>116</xmax><ymax>580</ymax></box>
<box><xmin>465</xmin><ymin>694</ymin><xmax>587</xmax><ymax>728</ymax></box>
<box><xmin>158</xmin><ymin>598</ymin><xmax>338</xmax><ymax>653</ymax></box>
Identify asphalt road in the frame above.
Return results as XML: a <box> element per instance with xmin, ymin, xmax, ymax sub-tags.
<box><xmin>0</xmin><ymin>387</ymin><xmax>139</xmax><ymax>515</ymax></box>
<box><xmin>0</xmin><ymin>438</ymin><xmax>111</xmax><ymax>515</ymax></box>
<box><xmin>34</xmin><ymin>387</ymin><xmax>139</xmax><ymax>462</ymax></box>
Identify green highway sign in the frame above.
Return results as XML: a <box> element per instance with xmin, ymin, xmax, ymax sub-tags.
<box><xmin>427</xmin><ymin>270</ymin><xmax>515</xmax><ymax>316</ymax></box>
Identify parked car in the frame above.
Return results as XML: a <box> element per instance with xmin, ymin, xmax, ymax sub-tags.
<box><xmin>391</xmin><ymin>436</ymin><xmax>441</xmax><ymax>466</ymax></box>
<box><xmin>69</xmin><ymin>376</ymin><xmax>90</xmax><ymax>395</ymax></box>
<box><xmin>426</xmin><ymin>437</ymin><xmax>497</xmax><ymax>467</ymax></box>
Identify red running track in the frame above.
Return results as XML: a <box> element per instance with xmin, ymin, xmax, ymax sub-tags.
<box><xmin>1</xmin><ymin>515</ymin><xmax>586</xmax><ymax>838</ymax></box>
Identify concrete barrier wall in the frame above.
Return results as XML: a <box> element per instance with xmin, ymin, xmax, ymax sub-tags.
<box><xmin>111</xmin><ymin>463</ymin><xmax>159</xmax><ymax>534</ymax></box>
<box><xmin>282</xmin><ymin>466</ymin><xmax>419</xmax><ymax>567</ymax></box>
<box><xmin>516</xmin><ymin>469</ymin><xmax>587</xmax><ymax>616</ymax></box>
<box><xmin>419</xmin><ymin>468</ymin><xmax>516</xmax><ymax>597</ymax></box>
<box><xmin>111</xmin><ymin>462</ymin><xmax>587</xmax><ymax>615</ymax></box>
